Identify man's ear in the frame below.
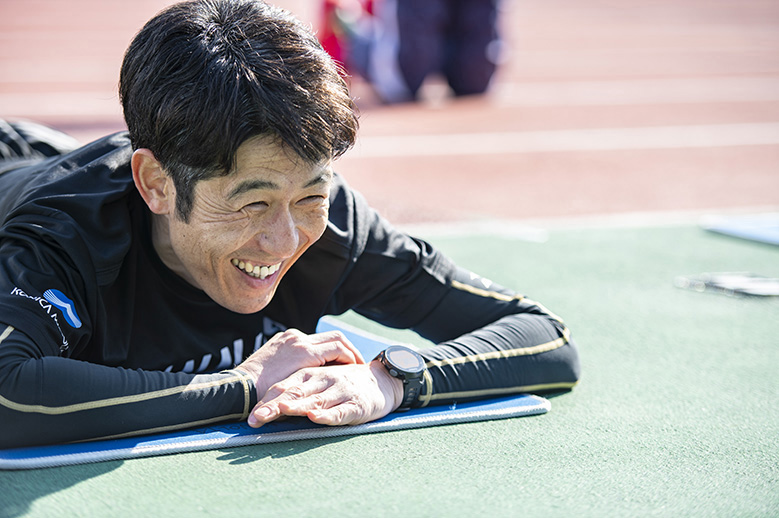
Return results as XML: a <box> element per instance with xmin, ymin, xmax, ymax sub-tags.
<box><xmin>132</xmin><ymin>149</ymin><xmax>174</xmax><ymax>215</ymax></box>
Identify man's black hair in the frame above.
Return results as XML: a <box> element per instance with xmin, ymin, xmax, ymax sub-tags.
<box><xmin>119</xmin><ymin>0</ymin><xmax>358</xmax><ymax>221</ymax></box>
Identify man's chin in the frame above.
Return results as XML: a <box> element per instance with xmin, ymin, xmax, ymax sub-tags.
<box><xmin>213</xmin><ymin>289</ymin><xmax>274</xmax><ymax>315</ymax></box>
<box><xmin>215</xmin><ymin>267</ymin><xmax>286</xmax><ymax>313</ymax></box>
<box><xmin>228</xmin><ymin>296</ymin><xmax>273</xmax><ymax>314</ymax></box>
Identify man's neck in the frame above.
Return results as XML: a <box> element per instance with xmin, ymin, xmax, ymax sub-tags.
<box><xmin>148</xmin><ymin>211</ymin><xmax>200</xmax><ymax>288</ymax></box>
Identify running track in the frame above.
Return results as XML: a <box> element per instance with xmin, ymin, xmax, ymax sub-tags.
<box><xmin>1</xmin><ymin>0</ymin><xmax>777</xmax><ymax>225</ymax></box>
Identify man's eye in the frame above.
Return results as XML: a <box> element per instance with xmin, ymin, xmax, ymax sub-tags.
<box><xmin>298</xmin><ymin>195</ymin><xmax>326</xmax><ymax>205</ymax></box>
<box><xmin>243</xmin><ymin>201</ymin><xmax>268</xmax><ymax>210</ymax></box>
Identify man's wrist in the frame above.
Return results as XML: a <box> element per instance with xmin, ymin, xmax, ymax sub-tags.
<box><xmin>370</xmin><ymin>360</ymin><xmax>404</xmax><ymax>411</ymax></box>
<box><xmin>228</xmin><ymin>368</ymin><xmax>260</xmax><ymax>415</ymax></box>
<box><xmin>373</xmin><ymin>346</ymin><xmax>426</xmax><ymax>411</ymax></box>
<box><xmin>234</xmin><ymin>363</ymin><xmax>266</xmax><ymax>400</ymax></box>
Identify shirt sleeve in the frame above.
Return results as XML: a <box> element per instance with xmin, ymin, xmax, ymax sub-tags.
<box><xmin>411</xmin><ymin>271</ymin><xmax>581</xmax><ymax>407</ymax></box>
<box><xmin>0</xmin><ymin>324</ymin><xmax>257</xmax><ymax>449</ymax></box>
<box><xmin>332</xmin><ymin>198</ymin><xmax>581</xmax><ymax>408</ymax></box>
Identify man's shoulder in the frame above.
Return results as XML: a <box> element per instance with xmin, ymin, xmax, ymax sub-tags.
<box><xmin>36</xmin><ymin>131</ymin><xmax>134</xmax><ymax>188</ymax></box>
<box><xmin>324</xmin><ymin>172</ymin><xmax>378</xmax><ymax>244</ymax></box>
<box><xmin>0</xmin><ymin>132</ymin><xmax>140</xmax><ymax>351</ymax></box>
<box><xmin>0</xmin><ymin>131</ymin><xmax>140</xmax><ymax>284</ymax></box>
<box><xmin>0</xmin><ymin>131</ymin><xmax>135</xmax><ymax>214</ymax></box>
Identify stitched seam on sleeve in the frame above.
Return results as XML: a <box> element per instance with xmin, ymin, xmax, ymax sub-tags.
<box><xmin>428</xmin><ymin>381</ymin><xmax>579</xmax><ymax>401</ymax></box>
<box><xmin>0</xmin><ymin>376</ymin><xmax>244</xmax><ymax>415</ymax></box>
<box><xmin>224</xmin><ymin>369</ymin><xmax>252</xmax><ymax>419</ymax></box>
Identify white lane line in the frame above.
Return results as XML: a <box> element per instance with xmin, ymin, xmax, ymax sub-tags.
<box><xmin>0</xmin><ymin>92</ymin><xmax>123</xmax><ymax>118</ymax></box>
<box><xmin>349</xmin><ymin>123</ymin><xmax>779</xmax><ymax>158</ymax></box>
<box><xmin>398</xmin><ymin>207</ymin><xmax>779</xmax><ymax>242</ymax></box>
<box><xmin>494</xmin><ymin>77</ymin><xmax>779</xmax><ymax>106</ymax></box>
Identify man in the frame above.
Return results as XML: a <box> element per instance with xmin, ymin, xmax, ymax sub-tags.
<box><xmin>0</xmin><ymin>0</ymin><xmax>579</xmax><ymax>449</ymax></box>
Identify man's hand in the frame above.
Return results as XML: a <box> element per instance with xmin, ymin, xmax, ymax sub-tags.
<box><xmin>235</xmin><ymin>329</ymin><xmax>365</xmax><ymax>402</ymax></box>
<box><xmin>247</xmin><ymin>360</ymin><xmax>404</xmax><ymax>427</ymax></box>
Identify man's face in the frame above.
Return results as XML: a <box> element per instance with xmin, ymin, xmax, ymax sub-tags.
<box><xmin>154</xmin><ymin>136</ymin><xmax>332</xmax><ymax>314</ymax></box>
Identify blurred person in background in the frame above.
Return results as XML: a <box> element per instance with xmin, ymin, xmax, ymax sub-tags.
<box><xmin>322</xmin><ymin>0</ymin><xmax>502</xmax><ymax>103</ymax></box>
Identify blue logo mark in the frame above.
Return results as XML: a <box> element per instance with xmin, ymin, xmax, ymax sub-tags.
<box><xmin>43</xmin><ymin>289</ymin><xmax>82</xmax><ymax>329</ymax></box>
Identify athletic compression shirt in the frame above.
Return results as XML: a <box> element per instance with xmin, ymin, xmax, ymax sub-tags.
<box><xmin>0</xmin><ymin>128</ymin><xmax>580</xmax><ymax>448</ymax></box>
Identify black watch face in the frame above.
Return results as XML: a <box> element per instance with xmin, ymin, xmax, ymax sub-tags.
<box><xmin>386</xmin><ymin>346</ymin><xmax>425</xmax><ymax>374</ymax></box>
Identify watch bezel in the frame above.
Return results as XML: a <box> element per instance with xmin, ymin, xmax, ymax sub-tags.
<box><xmin>376</xmin><ymin>345</ymin><xmax>426</xmax><ymax>411</ymax></box>
<box><xmin>382</xmin><ymin>345</ymin><xmax>426</xmax><ymax>377</ymax></box>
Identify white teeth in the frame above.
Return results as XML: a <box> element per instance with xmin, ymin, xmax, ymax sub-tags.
<box><xmin>231</xmin><ymin>258</ymin><xmax>280</xmax><ymax>279</ymax></box>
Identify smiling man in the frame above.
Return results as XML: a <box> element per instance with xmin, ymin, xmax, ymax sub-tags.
<box><xmin>0</xmin><ymin>0</ymin><xmax>580</xmax><ymax>448</ymax></box>
<box><xmin>133</xmin><ymin>136</ymin><xmax>334</xmax><ymax>314</ymax></box>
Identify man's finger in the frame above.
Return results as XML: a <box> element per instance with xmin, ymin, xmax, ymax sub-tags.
<box><xmin>277</xmin><ymin>392</ymin><xmax>336</xmax><ymax>415</ymax></box>
<box><xmin>247</xmin><ymin>403</ymin><xmax>279</xmax><ymax>428</ymax></box>
<box><xmin>248</xmin><ymin>372</ymin><xmax>331</xmax><ymax>427</ymax></box>
<box><xmin>307</xmin><ymin>401</ymin><xmax>364</xmax><ymax>426</ymax></box>
<box><xmin>308</xmin><ymin>331</ymin><xmax>366</xmax><ymax>365</ymax></box>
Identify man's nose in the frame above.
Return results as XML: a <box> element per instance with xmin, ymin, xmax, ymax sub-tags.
<box><xmin>257</xmin><ymin>206</ymin><xmax>298</xmax><ymax>258</ymax></box>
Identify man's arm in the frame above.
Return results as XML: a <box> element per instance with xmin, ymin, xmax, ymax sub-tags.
<box><xmin>405</xmin><ymin>266</ymin><xmax>580</xmax><ymax>407</ymax></box>
<box><xmin>246</xmin><ymin>290</ymin><xmax>579</xmax><ymax>428</ymax></box>
<box><xmin>333</xmin><ymin>208</ymin><xmax>581</xmax><ymax>408</ymax></box>
<box><xmin>0</xmin><ymin>325</ymin><xmax>366</xmax><ymax>448</ymax></box>
<box><xmin>0</xmin><ymin>324</ymin><xmax>256</xmax><ymax>449</ymax></box>
<box><xmin>243</xmin><ymin>253</ymin><xmax>580</xmax><ymax>428</ymax></box>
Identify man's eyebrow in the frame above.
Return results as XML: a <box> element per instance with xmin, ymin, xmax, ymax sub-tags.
<box><xmin>226</xmin><ymin>171</ymin><xmax>332</xmax><ymax>200</ymax></box>
<box><xmin>304</xmin><ymin>170</ymin><xmax>333</xmax><ymax>188</ymax></box>
<box><xmin>227</xmin><ymin>179</ymin><xmax>279</xmax><ymax>200</ymax></box>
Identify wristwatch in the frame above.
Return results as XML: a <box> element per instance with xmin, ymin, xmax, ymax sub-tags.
<box><xmin>375</xmin><ymin>345</ymin><xmax>426</xmax><ymax>411</ymax></box>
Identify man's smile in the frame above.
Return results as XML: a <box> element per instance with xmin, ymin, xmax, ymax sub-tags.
<box><xmin>231</xmin><ymin>258</ymin><xmax>282</xmax><ymax>280</ymax></box>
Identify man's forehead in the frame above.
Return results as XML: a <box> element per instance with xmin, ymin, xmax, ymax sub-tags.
<box><xmin>219</xmin><ymin>135</ymin><xmax>333</xmax><ymax>197</ymax></box>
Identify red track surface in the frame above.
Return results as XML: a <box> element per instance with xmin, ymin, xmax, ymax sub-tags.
<box><xmin>1</xmin><ymin>0</ymin><xmax>777</xmax><ymax>224</ymax></box>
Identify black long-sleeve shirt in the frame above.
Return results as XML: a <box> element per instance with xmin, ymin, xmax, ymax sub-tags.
<box><xmin>0</xmin><ymin>129</ymin><xmax>580</xmax><ymax>448</ymax></box>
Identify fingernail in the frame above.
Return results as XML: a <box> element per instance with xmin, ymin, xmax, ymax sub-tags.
<box><xmin>254</xmin><ymin>407</ymin><xmax>272</xmax><ymax>420</ymax></box>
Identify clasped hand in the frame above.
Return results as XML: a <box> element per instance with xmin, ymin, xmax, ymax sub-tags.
<box><xmin>236</xmin><ymin>329</ymin><xmax>403</xmax><ymax>428</ymax></box>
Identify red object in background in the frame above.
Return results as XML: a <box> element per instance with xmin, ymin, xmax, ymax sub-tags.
<box><xmin>319</xmin><ymin>0</ymin><xmax>346</xmax><ymax>66</ymax></box>
<box><xmin>318</xmin><ymin>0</ymin><xmax>375</xmax><ymax>74</ymax></box>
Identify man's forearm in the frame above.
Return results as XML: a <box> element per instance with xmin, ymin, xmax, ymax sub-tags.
<box><xmin>0</xmin><ymin>327</ymin><xmax>256</xmax><ymax>448</ymax></box>
<box><xmin>416</xmin><ymin>312</ymin><xmax>581</xmax><ymax>407</ymax></box>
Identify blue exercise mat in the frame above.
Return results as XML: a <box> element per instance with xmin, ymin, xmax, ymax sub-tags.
<box><xmin>0</xmin><ymin>318</ymin><xmax>550</xmax><ymax>470</ymax></box>
<box><xmin>701</xmin><ymin>212</ymin><xmax>779</xmax><ymax>246</ymax></box>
